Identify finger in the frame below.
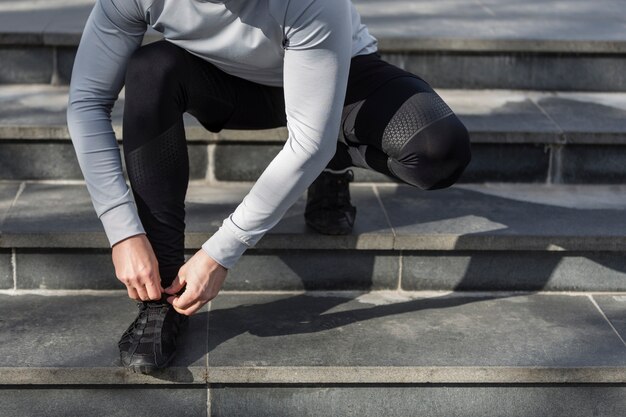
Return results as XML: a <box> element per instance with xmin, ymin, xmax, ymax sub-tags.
<box><xmin>172</xmin><ymin>299</ymin><xmax>205</xmax><ymax>316</ymax></box>
<box><xmin>127</xmin><ymin>286</ymin><xmax>140</xmax><ymax>301</ymax></box>
<box><xmin>172</xmin><ymin>287</ymin><xmax>199</xmax><ymax>310</ymax></box>
<box><xmin>134</xmin><ymin>285</ymin><xmax>150</xmax><ymax>301</ymax></box>
<box><xmin>145</xmin><ymin>280</ymin><xmax>161</xmax><ymax>301</ymax></box>
<box><xmin>164</xmin><ymin>275</ymin><xmax>185</xmax><ymax>295</ymax></box>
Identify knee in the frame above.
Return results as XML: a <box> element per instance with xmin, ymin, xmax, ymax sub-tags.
<box><xmin>388</xmin><ymin>112</ymin><xmax>471</xmax><ymax>190</ymax></box>
<box><xmin>125</xmin><ymin>40</ymin><xmax>184</xmax><ymax>93</ymax></box>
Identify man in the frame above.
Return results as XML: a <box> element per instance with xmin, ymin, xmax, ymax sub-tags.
<box><xmin>67</xmin><ymin>0</ymin><xmax>471</xmax><ymax>374</ymax></box>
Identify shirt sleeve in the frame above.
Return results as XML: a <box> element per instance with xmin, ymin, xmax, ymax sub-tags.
<box><xmin>66</xmin><ymin>0</ymin><xmax>148</xmax><ymax>246</ymax></box>
<box><xmin>201</xmin><ymin>0</ymin><xmax>353</xmax><ymax>269</ymax></box>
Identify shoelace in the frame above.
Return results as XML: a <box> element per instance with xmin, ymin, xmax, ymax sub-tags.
<box><xmin>121</xmin><ymin>301</ymin><xmax>169</xmax><ymax>342</ymax></box>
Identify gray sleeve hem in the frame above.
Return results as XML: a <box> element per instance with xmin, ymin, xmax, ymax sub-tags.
<box><xmin>100</xmin><ymin>202</ymin><xmax>146</xmax><ymax>247</ymax></box>
<box><xmin>201</xmin><ymin>223</ymin><xmax>251</xmax><ymax>270</ymax></box>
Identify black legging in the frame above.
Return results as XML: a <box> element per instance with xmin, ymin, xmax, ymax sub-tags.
<box><xmin>122</xmin><ymin>40</ymin><xmax>471</xmax><ymax>285</ymax></box>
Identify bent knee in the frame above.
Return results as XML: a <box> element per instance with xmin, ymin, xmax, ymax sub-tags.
<box><xmin>125</xmin><ymin>40</ymin><xmax>185</xmax><ymax>90</ymax></box>
<box><xmin>388</xmin><ymin>113</ymin><xmax>471</xmax><ymax>190</ymax></box>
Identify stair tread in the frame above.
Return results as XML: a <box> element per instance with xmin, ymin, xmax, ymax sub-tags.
<box><xmin>2</xmin><ymin>182</ymin><xmax>626</xmax><ymax>250</ymax></box>
<box><xmin>2</xmin><ymin>85</ymin><xmax>626</xmax><ymax>144</ymax></box>
<box><xmin>0</xmin><ymin>291</ymin><xmax>624</xmax><ymax>384</ymax></box>
<box><xmin>1</xmin><ymin>0</ymin><xmax>626</xmax><ymax>53</ymax></box>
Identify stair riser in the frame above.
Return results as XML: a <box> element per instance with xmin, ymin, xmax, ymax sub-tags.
<box><xmin>0</xmin><ymin>385</ymin><xmax>624</xmax><ymax>417</ymax></box>
<box><xmin>210</xmin><ymin>385</ymin><xmax>626</xmax><ymax>417</ymax></box>
<box><xmin>381</xmin><ymin>52</ymin><xmax>626</xmax><ymax>92</ymax></box>
<box><xmin>0</xmin><ymin>388</ymin><xmax>207</xmax><ymax>417</ymax></box>
<box><xmin>3</xmin><ymin>141</ymin><xmax>626</xmax><ymax>184</ymax></box>
<box><xmin>2</xmin><ymin>45</ymin><xmax>626</xmax><ymax>91</ymax></box>
<box><xmin>5</xmin><ymin>249</ymin><xmax>626</xmax><ymax>292</ymax></box>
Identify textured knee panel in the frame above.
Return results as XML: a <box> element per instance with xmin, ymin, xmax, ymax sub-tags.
<box><xmin>387</xmin><ymin>113</ymin><xmax>471</xmax><ymax>190</ymax></box>
<box><xmin>382</xmin><ymin>92</ymin><xmax>454</xmax><ymax>159</ymax></box>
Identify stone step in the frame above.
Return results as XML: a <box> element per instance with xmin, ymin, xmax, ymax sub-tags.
<box><xmin>3</xmin><ymin>181</ymin><xmax>626</xmax><ymax>292</ymax></box>
<box><xmin>2</xmin><ymin>85</ymin><xmax>626</xmax><ymax>183</ymax></box>
<box><xmin>1</xmin><ymin>0</ymin><xmax>626</xmax><ymax>90</ymax></box>
<box><xmin>0</xmin><ymin>292</ymin><xmax>625</xmax><ymax>416</ymax></box>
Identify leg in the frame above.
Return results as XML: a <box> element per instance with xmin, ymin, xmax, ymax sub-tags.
<box><xmin>305</xmin><ymin>55</ymin><xmax>471</xmax><ymax>235</ymax></box>
<box><xmin>120</xmin><ymin>40</ymin><xmax>286</xmax><ymax>373</ymax></box>
<box><xmin>342</xmin><ymin>74</ymin><xmax>471</xmax><ymax>190</ymax></box>
<box><xmin>123</xmin><ymin>40</ymin><xmax>286</xmax><ymax>287</ymax></box>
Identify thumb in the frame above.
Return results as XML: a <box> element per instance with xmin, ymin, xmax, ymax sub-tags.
<box><xmin>164</xmin><ymin>274</ymin><xmax>185</xmax><ymax>295</ymax></box>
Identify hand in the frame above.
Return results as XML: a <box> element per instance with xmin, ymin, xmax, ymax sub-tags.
<box><xmin>164</xmin><ymin>249</ymin><xmax>228</xmax><ymax>316</ymax></box>
<box><xmin>112</xmin><ymin>234</ymin><xmax>163</xmax><ymax>301</ymax></box>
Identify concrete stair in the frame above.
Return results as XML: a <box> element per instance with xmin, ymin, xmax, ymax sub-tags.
<box><xmin>4</xmin><ymin>182</ymin><xmax>626</xmax><ymax>292</ymax></box>
<box><xmin>3</xmin><ymin>85</ymin><xmax>626</xmax><ymax>184</ymax></box>
<box><xmin>1</xmin><ymin>0</ymin><xmax>626</xmax><ymax>415</ymax></box>
<box><xmin>1</xmin><ymin>0</ymin><xmax>626</xmax><ymax>91</ymax></box>
<box><xmin>1</xmin><ymin>292</ymin><xmax>625</xmax><ymax>415</ymax></box>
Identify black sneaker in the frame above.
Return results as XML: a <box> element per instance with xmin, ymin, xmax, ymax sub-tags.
<box><xmin>118</xmin><ymin>298</ymin><xmax>188</xmax><ymax>374</ymax></box>
<box><xmin>305</xmin><ymin>168</ymin><xmax>357</xmax><ymax>235</ymax></box>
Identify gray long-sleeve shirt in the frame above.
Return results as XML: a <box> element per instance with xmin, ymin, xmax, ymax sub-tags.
<box><xmin>67</xmin><ymin>0</ymin><xmax>377</xmax><ymax>269</ymax></box>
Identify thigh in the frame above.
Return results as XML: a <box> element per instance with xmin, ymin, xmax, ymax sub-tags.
<box><xmin>128</xmin><ymin>40</ymin><xmax>287</xmax><ymax>132</ymax></box>
<box><xmin>342</xmin><ymin>53</ymin><xmax>448</xmax><ymax>151</ymax></box>
<box><xmin>181</xmin><ymin>50</ymin><xmax>287</xmax><ymax>131</ymax></box>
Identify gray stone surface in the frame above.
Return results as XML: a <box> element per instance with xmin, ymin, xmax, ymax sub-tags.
<box><xmin>0</xmin><ymin>250</ymin><xmax>11</xmax><ymax>289</ymax></box>
<box><xmin>55</xmin><ymin>46</ymin><xmax>77</xmax><ymax>84</ymax></box>
<box><xmin>440</xmin><ymin>90</ymin><xmax>560</xmax><ymax>143</ymax></box>
<box><xmin>458</xmin><ymin>143</ymin><xmax>550</xmax><ymax>183</ymax></box>
<box><xmin>2</xmin><ymin>0</ymin><xmax>626</xmax><ymax>53</ymax></box>
<box><xmin>402</xmin><ymin>251</ymin><xmax>626</xmax><ymax>292</ymax></box>
<box><xmin>0</xmin><ymin>142</ymin><xmax>84</xmax><ymax>180</ymax></box>
<box><xmin>0</xmin><ymin>183</ymin><xmax>18</xmax><ymax>287</ymax></box>
<box><xmin>0</xmin><ymin>292</ymin><xmax>625</xmax><ymax>386</ymax></box>
<box><xmin>537</xmin><ymin>94</ymin><xmax>626</xmax><ymax>138</ymax></box>
<box><xmin>0</xmin><ymin>182</ymin><xmax>19</xmax><ymax>228</ymax></box>
<box><xmin>7</xmin><ymin>182</ymin><xmax>626</xmax><ymax>254</ymax></box>
<box><xmin>0</xmin><ymin>47</ymin><xmax>52</xmax><ymax>84</ymax></box>
<box><xmin>559</xmin><ymin>145</ymin><xmax>626</xmax><ymax>183</ymax></box>
<box><xmin>376</xmin><ymin>183</ymin><xmax>626</xmax><ymax>250</ymax></box>
<box><xmin>210</xmin><ymin>386</ymin><xmax>626</xmax><ymax>417</ymax></box>
<box><xmin>3</xmin><ymin>1</ymin><xmax>626</xmax><ymax>89</ymax></box>
<box><xmin>0</xmin><ymin>388</ymin><xmax>207</xmax><ymax>417</ymax></box>
<box><xmin>0</xmin><ymin>142</ymin><xmax>207</xmax><ymax>180</ymax></box>
<box><xmin>207</xmin><ymin>293</ymin><xmax>626</xmax><ymax>369</ymax></box>
<box><xmin>357</xmin><ymin>0</ymin><xmax>626</xmax><ymax>45</ymax></box>
<box><xmin>0</xmin><ymin>294</ymin><xmax>207</xmax><ymax>383</ymax></box>
<box><xmin>212</xmin><ymin>144</ymin><xmax>279</xmax><ymax>182</ymax></box>
<box><xmin>15</xmin><ymin>250</ymin><xmax>121</xmax><ymax>290</ymax></box>
<box><xmin>1</xmin><ymin>183</ymin><xmax>106</xmax><ymax>248</ymax></box>
<box><xmin>4</xmin><ymin>85</ymin><xmax>626</xmax><ymax>144</ymax></box>
<box><xmin>224</xmin><ymin>251</ymin><xmax>398</xmax><ymax>291</ymax></box>
<box><xmin>390</xmin><ymin>52</ymin><xmax>626</xmax><ymax>92</ymax></box>
<box><xmin>593</xmin><ymin>295</ymin><xmax>626</xmax><ymax>342</ymax></box>
<box><xmin>185</xmin><ymin>183</ymin><xmax>394</xmax><ymax>250</ymax></box>
<box><xmin>8</xmin><ymin>85</ymin><xmax>626</xmax><ymax>183</ymax></box>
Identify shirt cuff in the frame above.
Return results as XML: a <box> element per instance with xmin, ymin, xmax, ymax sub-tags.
<box><xmin>201</xmin><ymin>216</ymin><xmax>251</xmax><ymax>270</ymax></box>
<box><xmin>99</xmin><ymin>202</ymin><xmax>146</xmax><ymax>247</ymax></box>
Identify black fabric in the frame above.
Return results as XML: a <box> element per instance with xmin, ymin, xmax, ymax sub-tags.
<box><xmin>122</xmin><ymin>40</ymin><xmax>471</xmax><ymax>280</ymax></box>
<box><xmin>352</xmin><ymin>76</ymin><xmax>471</xmax><ymax>189</ymax></box>
<box><xmin>304</xmin><ymin>169</ymin><xmax>356</xmax><ymax>235</ymax></box>
<box><xmin>118</xmin><ymin>299</ymin><xmax>188</xmax><ymax>373</ymax></box>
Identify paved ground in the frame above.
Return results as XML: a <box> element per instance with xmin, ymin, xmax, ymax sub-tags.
<box><xmin>0</xmin><ymin>292</ymin><xmax>625</xmax><ymax>384</ymax></box>
<box><xmin>0</xmin><ymin>0</ymin><xmax>625</xmax><ymax>43</ymax></box>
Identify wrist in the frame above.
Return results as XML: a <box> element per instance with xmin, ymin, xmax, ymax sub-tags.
<box><xmin>112</xmin><ymin>232</ymin><xmax>146</xmax><ymax>249</ymax></box>
<box><xmin>199</xmin><ymin>247</ymin><xmax>229</xmax><ymax>271</ymax></box>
